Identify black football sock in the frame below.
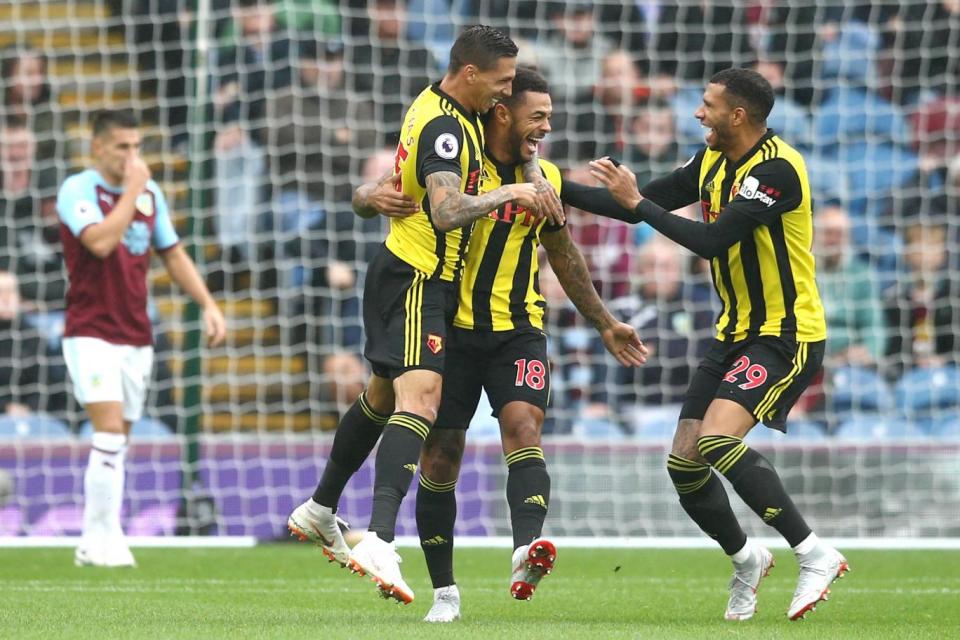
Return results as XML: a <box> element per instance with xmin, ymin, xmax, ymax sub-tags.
<box><xmin>505</xmin><ymin>447</ymin><xmax>551</xmax><ymax>549</ymax></box>
<box><xmin>312</xmin><ymin>391</ymin><xmax>389</xmax><ymax>510</ymax></box>
<box><xmin>698</xmin><ymin>435</ymin><xmax>812</xmax><ymax>547</ymax></box>
<box><xmin>416</xmin><ymin>474</ymin><xmax>457</xmax><ymax>588</ymax></box>
<box><xmin>667</xmin><ymin>454</ymin><xmax>747</xmax><ymax>555</ymax></box>
<box><xmin>368</xmin><ymin>412</ymin><xmax>431</xmax><ymax>543</ymax></box>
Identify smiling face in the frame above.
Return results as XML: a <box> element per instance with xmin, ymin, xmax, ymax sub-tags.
<box><xmin>504</xmin><ymin>91</ymin><xmax>552</xmax><ymax>163</ymax></box>
<box><xmin>470</xmin><ymin>56</ymin><xmax>517</xmax><ymax>114</ymax></box>
<box><xmin>694</xmin><ymin>82</ymin><xmax>740</xmax><ymax>152</ymax></box>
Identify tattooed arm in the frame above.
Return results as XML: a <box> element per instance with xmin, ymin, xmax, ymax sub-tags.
<box><xmin>353</xmin><ymin>172</ymin><xmax>420</xmax><ymax>219</ymax></box>
<box><xmin>426</xmin><ymin>171</ymin><xmax>539</xmax><ymax>232</ymax></box>
<box><xmin>521</xmin><ymin>152</ymin><xmax>565</xmax><ymax>226</ymax></box>
<box><xmin>541</xmin><ymin>227</ymin><xmax>647</xmax><ymax>367</ymax></box>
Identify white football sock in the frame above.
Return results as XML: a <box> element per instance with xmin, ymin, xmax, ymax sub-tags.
<box><xmin>792</xmin><ymin>532</ymin><xmax>820</xmax><ymax>557</ymax></box>
<box><xmin>82</xmin><ymin>432</ymin><xmax>128</xmax><ymax>545</ymax></box>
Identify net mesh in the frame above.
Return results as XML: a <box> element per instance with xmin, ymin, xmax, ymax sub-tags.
<box><xmin>1</xmin><ymin>0</ymin><xmax>959</xmax><ymax>540</ymax></box>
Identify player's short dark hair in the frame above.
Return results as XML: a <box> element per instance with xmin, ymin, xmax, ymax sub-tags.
<box><xmin>500</xmin><ymin>66</ymin><xmax>549</xmax><ymax>109</ymax></box>
<box><xmin>709</xmin><ymin>68</ymin><xmax>775</xmax><ymax>125</ymax></box>
<box><xmin>448</xmin><ymin>25</ymin><xmax>518</xmax><ymax>74</ymax></box>
<box><xmin>92</xmin><ymin>109</ymin><xmax>139</xmax><ymax>138</ymax></box>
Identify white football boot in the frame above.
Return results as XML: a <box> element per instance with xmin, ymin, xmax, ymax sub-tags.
<box><xmin>424</xmin><ymin>585</ymin><xmax>461</xmax><ymax>622</ymax></box>
<box><xmin>788</xmin><ymin>545</ymin><xmax>850</xmax><ymax>620</ymax></box>
<box><xmin>510</xmin><ymin>538</ymin><xmax>557</xmax><ymax>600</ymax></box>
<box><xmin>725</xmin><ymin>544</ymin><xmax>775</xmax><ymax>620</ymax></box>
<box><xmin>74</xmin><ymin>540</ymin><xmax>136</xmax><ymax>568</ymax></box>
<box><xmin>287</xmin><ymin>499</ymin><xmax>351</xmax><ymax>567</ymax></box>
<box><xmin>348</xmin><ymin>532</ymin><xmax>415</xmax><ymax>604</ymax></box>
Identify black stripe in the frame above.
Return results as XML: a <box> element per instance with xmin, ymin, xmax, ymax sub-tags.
<box><xmin>471</xmin><ymin>223</ymin><xmax>511</xmax><ymax>330</ymax></box>
<box><xmin>768</xmin><ymin>219</ymin><xmax>798</xmax><ymax>336</ymax></box>
<box><xmin>715</xmin><ymin>254</ymin><xmax>739</xmax><ymax>340</ymax></box>
<box><xmin>738</xmin><ymin>233</ymin><xmax>767</xmax><ymax>334</ymax></box>
<box><xmin>509</xmin><ymin>225</ymin><xmax>539</xmax><ymax>330</ymax></box>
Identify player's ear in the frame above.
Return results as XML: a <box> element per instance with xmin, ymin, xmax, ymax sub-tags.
<box><xmin>495</xmin><ymin>103</ymin><xmax>510</xmax><ymax>124</ymax></box>
<box><xmin>464</xmin><ymin>63</ymin><xmax>477</xmax><ymax>85</ymax></box>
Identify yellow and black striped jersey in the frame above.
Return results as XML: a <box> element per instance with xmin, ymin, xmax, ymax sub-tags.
<box><xmin>386</xmin><ymin>83</ymin><xmax>485</xmax><ymax>281</ymax></box>
<box><xmin>641</xmin><ymin>130</ymin><xmax>826</xmax><ymax>343</ymax></box>
<box><xmin>453</xmin><ymin>156</ymin><xmax>564</xmax><ymax>332</ymax></box>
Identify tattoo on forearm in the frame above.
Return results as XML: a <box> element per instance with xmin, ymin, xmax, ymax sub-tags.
<box><xmin>521</xmin><ymin>154</ymin><xmax>541</xmax><ymax>183</ymax></box>
<box><xmin>352</xmin><ymin>182</ymin><xmax>378</xmax><ymax>217</ymax></box>
<box><xmin>426</xmin><ymin>171</ymin><xmax>515</xmax><ymax>231</ymax></box>
<box><xmin>543</xmin><ymin>230</ymin><xmax>612</xmax><ymax>331</ymax></box>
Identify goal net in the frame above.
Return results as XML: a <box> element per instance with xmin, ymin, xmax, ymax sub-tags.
<box><xmin>1</xmin><ymin>0</ymin><xmax>959</xmax><ymax>543</ymax></box>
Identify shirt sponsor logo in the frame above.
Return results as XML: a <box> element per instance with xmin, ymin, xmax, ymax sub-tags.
<box><xmin>737</xmin><ymin>176</ymin><xmax>780</xmax><ymax>207</ymax></box>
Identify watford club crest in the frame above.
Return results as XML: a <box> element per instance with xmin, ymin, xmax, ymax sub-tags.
<box><xmin>426</xmin><ymin>333</ymin><xmax>443</xmax><ymax>354</ymax></box>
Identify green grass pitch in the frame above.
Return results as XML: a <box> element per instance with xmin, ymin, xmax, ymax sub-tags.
<box><xmin>1</xmin><ymin>545</ymin><xmax>957</xmax><ymax>639</ymax></box>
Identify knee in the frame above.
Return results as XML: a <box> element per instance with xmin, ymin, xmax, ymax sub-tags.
<box><xmin>499</xmin><ymin>402</ymin><xmax>544</xmax><ymax>451</ymax></box>
<box><xmin>364</xmin><ymin>375</ymin><xmax>395</xmax><ymax>416</ymax></box>
<box><xmin>670</xmin><ymin>419</ymin><xmax>706</xmax><ymax>462</ymax></box>
<box><xmin>421</xmin><ymin>431</ymin><xmax>464</xmax><ymax>484</ymax></box>
<box><xmin>395</xmin><ymin>377</ymin><xmax>441</xmax><ymax>422</ymax></box>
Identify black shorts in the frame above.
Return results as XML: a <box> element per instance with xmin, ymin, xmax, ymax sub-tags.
<box><xmin>434</xmin><ymin>327</ymin><xmax>550</xmax><ymax>430</ymax></box>
<box><xmin>362</xmin><ymin>246</ymin><xmax>457</xmax><ymax>379</ymax></box>
<box><xmin>680</xmin><ymin>336</ymin><xmax>825</xmax><ymax>432</ymax></box>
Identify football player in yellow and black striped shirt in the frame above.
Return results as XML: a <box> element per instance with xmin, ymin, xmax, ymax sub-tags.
<box><xmin>590</xmin><ymin>68</ymin><xmax>849</xmax><ymax>623</ymax></box>
<box><xmin>413</xmin><ymin>68</ymin><xmax>646</xmax><ymax>619</ymax></box>
<box><xmin>287</xmin><ymin>27</ymin><xmax>563</xmax><ymax>605</ymax></box>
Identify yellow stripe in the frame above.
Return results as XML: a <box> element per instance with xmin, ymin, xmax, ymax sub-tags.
<box><xmin>667</xmin><ymin>458</ymin><xmax>709</xmax><ymax>471</ymax></box>
<box><xmin>698</xmin><ymin>436</ymin><xmax>739</xmax><ymax>456</ymax></box>
<box><xmin>710</xmin><ymin>441</ymin><xmax>744</xmax><ymax>471</ymax></box>
<box><xmin>675</xmin><ymin>474</ymin><xmax>712</xmax><ymax>494</ymax></box>
<box><xmin>419</xmin><ymin>474</ymin><xmax>457</xmax><ymax>492</ymax></box>
<box><xmin>389</xmin><ymin>415</ymin><xmax>430</xmax><ymax>440</ymax></box>
<box><xmin>358</xmin><ymin>393</ymin><xmax>388</xmax><ymax>425</ymax></box>
<box><xmin>755</xmin><ymin>342</ymin><xmax>807</xmax><ymax>419</ymax></box>
<box><xmin>715</xmin><ymin>444</ymin><xmax>748</xmax><ymax>474</ymax></box>
<box><xmin>414</xmin><ymin>272</ymin><xmax>425</xmax><ymax>365</ymax></box>
<box><xmin>403</xmin><ymin>272</ymin><xmax>415</xmax><ymax>366</ymax></box>
<box><xmin>505</xmin><ymin>447</ymin><xmax>544</xmax><ymax>466</ymax></box>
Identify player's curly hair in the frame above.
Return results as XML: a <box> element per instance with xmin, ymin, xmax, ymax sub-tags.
<box><xmin>709</xmin><ymin>68</ymin><xmax>775</xmax><ymax>125</ymax></box>
<box><xmin>448</xmin><ymin>25</ymin><xmax>518</xmax><ymax>74</ymax></box>
<box><xmin>500</xmin><ymin>66</ymin><xmax>550</xmax><ymax>109</ymax></box>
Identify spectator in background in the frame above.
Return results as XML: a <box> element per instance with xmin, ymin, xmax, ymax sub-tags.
<box><xmin>551</xmin><ymin>49</ymin><xmax>644</xmax><ymax>164</ymax></box>
<box><xmin>129</xmin><ymin>0</ymin><xmax>191</xmax><ymax>144</ymax></box>
<box><xmin>814</xmin><ymin>203</ymin><xmax>885</xmax><ymax>369</ymax></box>
<box><xmin>884</xmin><ymin>222</ymin><xmax>960</xmax><ymax>376</ymax></box>
<box><xmin>611</xmin><ymin>240</ymin><xmax>714</xmax><ymax>412</ymax></box>
<box><xmin>535</xmin><ymin>3</ymin><xmax>612</xmax><ymax>102</ymax></box>
<box><xmin>652</xmin><ymin>1</ymin><xmax>754</xmax><ymax>82</ymax></box>
<box><xmin>346</xmin><ymin>0</ymin><xmax>438</xmax><ymax>146</ymax></box>
<box><xmin>212</xmin><ymin>0</ymin><xmax>293</xmax><ymax>264</ymax></box>
<box><xmin>623</xmin><ymin>100</ymin><xmax>680</xmax><ymax>188</ymax></box>
<box><xmin>0</xmin><ymin>270</ymin><xmax>67</xmax><ymax>417</ymax></box>
<box><xmin>880</xmin><ymin>1</ymin><xmax>960</xmax><ymax>105</ymax></box>
<box><xmin>0</xmin><ymin>45</ymin><xmax>63</xmax><ymax>174</ymax></box>
<box><xmin>563</xmin><ymin>164</ymin><xmax>635</xmax><ymax>300</ymax></box>
<box><xmin>10</xmin><ymin>170</ymin><xmax>68</xmax><ymax>308</ymax></box>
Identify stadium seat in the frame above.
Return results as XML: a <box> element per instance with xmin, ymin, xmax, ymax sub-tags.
<box><xmin>784</xmin><ymin>420</ymin><xmax>829</xmax><ymax>441</ymax></box>
<box><xmin>572</xmin><ymin>417</ymin><xmax>628</xmax><ymax>440</ymax></box>
<box><xmin>626</xmin><ymin>405</ymin><xmax>680</xmax><ymax>440</ymax></box>
<box><xmin>0</xmin><ymin>415</ymin><xmax>72</xmax><ymax>439</ymax></box>
<box><xmin>929</xmin><ymin>416</ymin><xmax>960</xmax><ymax>439</ymax></box>
<box><xmin>827</xmin><ymin>366</ymin><xmax>893</xmax><ymax>416</ymax></box>
<box><xmin>819</xmin><ymin>22</ymin><xmax>880</xmax><ymax>85</ymax></box>
<box><xmin>834</xmin><ymin>416</ymin><xmax>923</xmax><ymax>440</ymax></box>
<box><xmin>894</xmin><ymin>366</ymin><xmax>960</xmax><ymax>420</ymax></box>
<box><xmin>813</xmin><ymin>86</ymin><xmax>909</xmax><ymax>149</ymax></box>
<box><xmin>78</xmin><ymin>417</ymin><xmax>175</xmax><ymax>438</ymax></box>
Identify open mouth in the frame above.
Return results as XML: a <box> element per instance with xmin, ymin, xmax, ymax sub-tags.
<box><xmin>524</xmin><ymin>135</ymin><xmax>543</xmax><ymax>154</ymax></box>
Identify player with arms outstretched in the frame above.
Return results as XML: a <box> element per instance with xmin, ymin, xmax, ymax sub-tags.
<box><xmin>287</xmin><ymin>26</ymin><xmax>563</xmax><ymax>604</ymax></box>
<box><xmin>590</xmin><ymin>68</ymin><xmax>849</xmax><ymax>622</ymax></box>
<box><xmin>58</xmin><ymin>110</ymin><xmax>226</xmax><ymax>567</ymax></box>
